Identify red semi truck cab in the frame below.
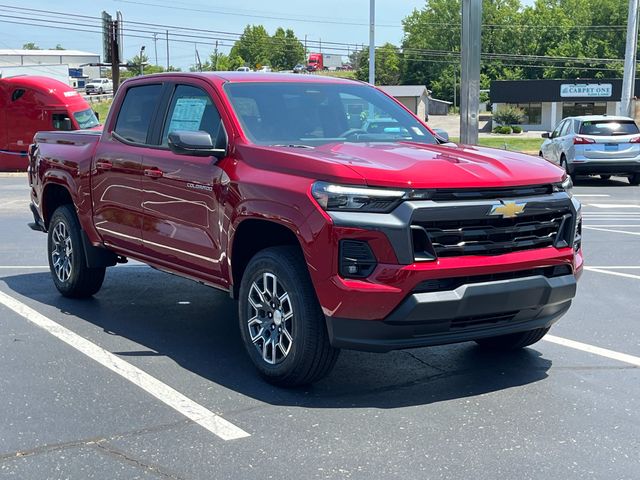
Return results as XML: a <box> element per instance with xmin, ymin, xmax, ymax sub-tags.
<box><xmin>28</xmin><ymin>73</ymin><xmax>582</xmax><ymax>386</ymax></box>
<box><xmin>0</xmin><ymin>76</ymin><xmax>99</xmax><ymax>171</ymax></box>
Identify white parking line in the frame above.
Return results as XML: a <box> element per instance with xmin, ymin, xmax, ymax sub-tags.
<box><xmin>586</xmin><ymin>266</ymin><xmax>640</xmax><ymax>269</ymax></box>
<box><xmin>544</xmin><ymin>335</ymin><xmax>640</xmax><ymax>368</ymax></box>
<box><xmin>584</xmin><ymin>267</ymin><xmax>640</xmax><ymax>280</ymax></box>
<box><xmin>587</xmin><ymin>204</ymin><xmax>640</xmax><ymax>209</ymax></box>
<box><xmin>583</xmin><ymin>226</ymin><xmax>640</xmax><ymax>236</ymax></box>
<box><xmin>573</xmin><ymin>194</ymin><xmax>610</xmax><ymax>197</ymax></box>
<box><xmin>0</xmin><ymin>290</ymin><xmax>250</xmax><ymax>441</ymax></box>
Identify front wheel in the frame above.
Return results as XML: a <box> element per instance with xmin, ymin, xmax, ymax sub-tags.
<box><xmin>475</xmin><ymin>327</ymin><xmax>550</xmax><ymax>350</ymax></box>
<box><xmin>238</xmin><ymin>246</ymin><xmax>339</xmax><ymax>387</ymax></box>
<box><xmin>47</xmin><ymin>205</ymin><xmax>105</xmax><ymax>298</ymax></box>
<box><xmin>629</xmin><ymin>173</ymin><xmax>640</xmax><ymax>186</ymax></box>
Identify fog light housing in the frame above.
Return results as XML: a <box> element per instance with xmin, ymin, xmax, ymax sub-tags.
<box><xmin>339</xmin><ymin>240</ymin><xmax>377</xmax><ymax>279</ymax></box>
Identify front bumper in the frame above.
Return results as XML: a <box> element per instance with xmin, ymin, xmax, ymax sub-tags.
<box><xmin>326</xmin><ymin>273</ymin><xmax>576</xmax><ymax>352</ymax></box>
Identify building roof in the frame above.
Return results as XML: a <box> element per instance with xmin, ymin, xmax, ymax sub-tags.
<box><xmin>0</xmin><ymin>49</ymin><xmax>99</xmax><ymax>57</ymax></box>
<box><xmin>378</xmin><ymin>85</ymin><xmax>429</xmax><ymax>98</ymax></box>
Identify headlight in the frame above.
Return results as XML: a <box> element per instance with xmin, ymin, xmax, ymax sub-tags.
<box><xmin>552</xmin><ymin>176</ymin><xmax>573</xmax><ymax>196</ymax></box>
<box><xmin>311</xmin><ymin>181</ymin><xmax>407</xmax><ymax>213</ymax></box>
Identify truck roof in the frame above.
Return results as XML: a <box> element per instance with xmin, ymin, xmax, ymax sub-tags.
<box><xmin>0</xmin><ymin>76</ymin><xmax>89</xmax><ymax>108</ymax></box>
<box><xmin>135</xmin><ymin>71</ymin><xmax>359</xmax><ymax>85</ymax></box>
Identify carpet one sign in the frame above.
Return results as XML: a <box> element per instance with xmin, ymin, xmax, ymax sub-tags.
<box><xmin>560</xmin><ymin>83</ymin><xmax>613</xmax><ymax>98</ymax></box>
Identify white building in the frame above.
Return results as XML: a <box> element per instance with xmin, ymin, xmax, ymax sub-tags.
<box><xmin>0</xmin><ymin>49</ymin><xmax>101</xmax><ymax>88</ymax></box>
<box><xmin>490</xmin><ymin>79</ymin><xmax>633</xmax><ymax>132</ymax></box>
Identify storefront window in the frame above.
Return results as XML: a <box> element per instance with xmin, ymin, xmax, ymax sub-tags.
<box><xmin>562</xmin><ymin>102</ymin><xmax>607</xmax><ymax>118</ymax></box>
<box><xmin>516</xmin><ymin>103</ymin><xmax>542</xmax><ymax>125</ymax></box>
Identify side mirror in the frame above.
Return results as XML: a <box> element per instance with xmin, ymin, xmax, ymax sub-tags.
<box><xmin>94</xmin><ymin>110</ymin><xmax>100</xmax><ymax>121</ymax></box>
<box><xmin>433</xmin><ymin>128</ymin><xmax>449</xmax><ymax>142</ymax></box>
<box><xmin>541</xmin><ymin>132</ymin><xmax>550</xmax><ymax>139</ymax></box>
<box><xmin>168</xmin><ymin>130</ymin><xmax>226</xmax><ymax>158</ymax></box>
<box><xmin>62</xmin><ymin>118</ymin><xmax>73</xmax><ymax>131</ymax></box>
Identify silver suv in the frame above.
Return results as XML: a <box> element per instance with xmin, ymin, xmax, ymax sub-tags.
<box><xmin>540</xmin><ymin>115</ymin><xmax>640</xmax><ymax>185</ymax></box>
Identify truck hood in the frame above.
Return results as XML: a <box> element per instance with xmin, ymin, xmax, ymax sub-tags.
<box><xmin>255</xmin><ymin>142</ymin><xmax>564</xmax><ymax>189</ymax></box>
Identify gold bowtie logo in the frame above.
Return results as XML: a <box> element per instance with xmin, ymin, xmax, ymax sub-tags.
<box><xmin>489</xmin><ymin>201</ymin><xmax>526</xmax><ymax>218</ymax></box>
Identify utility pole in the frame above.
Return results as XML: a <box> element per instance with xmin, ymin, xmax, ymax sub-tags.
<box><xmin>153</xmin><ymin>32</ymin><xmax>158</xmax><ymax>65</ymax></box>
<box><xmin>453</xmin><ymin>68</ymin><xmax>457</xmax><ymax>110</ymax></box>
<box><xmin>111</xmin><ymin>20</ymin><xmax>120</xmax><ymax>93</ymax></box>
<box><xmin>214</xmin><ymin>40</ymin><xmax>218</xmax><ymax>71</ymax></box>
<box><xmin>460</xmin><ymin>0</ymin><xmax>482</xmax><ymax>145</ymax></box>
<box><xmin>166</xmin><ymin>30</ymin><xmax>170</xmax><ymax>70</ymax></box>
<box><xmin>621</xmin><ymin>0</ymin><xmax>639</xmax><ymax>117</ymax></box>
<box><xmin>304</xmin><ymin>35</ymin><xmax>307</xmax><ymax>56</ymax></box>
<box><xmin>369</xmin><ymin>0</ymin><xmax>375</xmax><ymax>85</ymax></box>
<box><xmin>139</xmin><ymin>45</ymin><xmax>145</xmax><ymax>75</ymax></box>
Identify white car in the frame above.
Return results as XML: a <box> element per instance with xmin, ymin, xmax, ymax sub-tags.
<box><xmin>85</xmin><ymin>78</ymin><xmax>113</xmax><ymax>95</ymax></box>
<box><xmin>236</xmin><ymin>66</ymin><xmax>251</xmax><ymax>72</ymax></box>
<box><xmin>540</xmin><ymin>115</ymin><xmax>640</xmax><ymax>185</ymax></box>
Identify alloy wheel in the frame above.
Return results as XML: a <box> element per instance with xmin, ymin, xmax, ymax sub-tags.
<box><xmin>247</xmin><ymin>272</ymin><xmax>294</xmax><ymax>365</ymax></box>
<box><xmin>51</xmin><ymin>221</ymin><xmax>73</xmax><ymax>283</ymax></box>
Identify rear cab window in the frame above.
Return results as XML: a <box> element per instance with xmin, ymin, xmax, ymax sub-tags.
<box><xmin>579</xmin><ymin>120</ymin><xmax>640</xmax><ymax>136</ymax></box>
<box><xmin>113</xmin><ymin>84</ymin><xmax>163</xmax><ymax>144</ymax></box>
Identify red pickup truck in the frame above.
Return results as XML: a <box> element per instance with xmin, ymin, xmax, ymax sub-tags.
<box><xmin>28</xmin><ymin>73</ymin><xmax>582</xmax><ymax>386</ymax></box>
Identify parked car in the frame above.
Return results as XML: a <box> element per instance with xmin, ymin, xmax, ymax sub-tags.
<box><xmin>84</xmin><ymin>78</ymin><xmax>113</xmax><ymax>95</ymax></box>
<box><xmin>293</xmin><ymin>64</ymin><xmax>306</xmax><ymax>74</ymax></box>
<box><xmin>540</xmin><ymin>115</ymin><xmax>640</xmax><ymax>185</ymax></box>
<box><xmin>0</xmin><ymin>76</ymin><xmax>99</xmax><ymax>171</ymax></box>
<box><xmin>236</xmin><ymin>66</ymin><xmax>251</xmax><ymax>72</ymax></box>
<box><xmin>258</xmin><ymin>66</ymin><xmax>272</xmax><ymax>73</ymax></box>
<box><xmin>28</xmin><ymin>72</ymin><xmax>581</xmax><ymax>386</ymax></box>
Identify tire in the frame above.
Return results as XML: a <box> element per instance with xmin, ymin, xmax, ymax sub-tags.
<box><xmin>538</xmin><ymin>151</ymin><xmax>543</xmax><ymax>157</ymax></box>
<box><xmin>98</xmin><ymin>87</ymin><xmax>104</xmax><ymax>94</ymax></box>
<box><xmin>629</xmin><ymin>173</ymin><xmax>640</xmax><ymax>186</ymax></box>
<box><xmin>560</xmin><ymin>155</ymin><xmax>572</xmax><ymax>180</ymax></box>
<box><xmin>600</xmin><ymin>175</ymin><xmax>611</xmax><ymax>180</ymax></box>
<box><xmin>238</xmin><ymin>246</ymin><xmax>339</xmax><ymax>387</ymax></box>
<box><xmin>475</xmin><ymin>327</ymin><xmax>550</xmax><ymax>350</ymax></box>
<box><xmin>47</xmin><ymin>205</ymin><xmax>106</xmax><ymax>298</ymax></box>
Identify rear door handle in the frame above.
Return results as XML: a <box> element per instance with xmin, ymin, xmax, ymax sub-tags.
<box><xmin>144</xmin><ymin>167</ymin><xmax>163</xmax><ymax>178</ymax></box>
<box><xmin>96</xmin><ymin>160</ymin><xmax>112</xmax><ymax>171</ymax></box>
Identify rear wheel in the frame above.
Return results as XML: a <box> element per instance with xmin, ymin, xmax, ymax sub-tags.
<box><xmin>600</xmin><ymin>175</ymin><xmax>611</xmax><ymax>180</ymax></box>
<box><xmin>629</xmin><ymin>173</ymin><xmax>640</xmax><ymax>186</ymax></box>
<box><xmin>47</xmin><ymin>205</ymin><xmax>106</xmax><ymax>298</ymax></box>
<box><xmin>238</xmin><ymin>246</ymin><xmax>339</xmax><ymax>387</ymax></box>
<box><xmin>475</xmin><ymin>327</ymin><xmax>550</xmax><ymax>350</ymax></box>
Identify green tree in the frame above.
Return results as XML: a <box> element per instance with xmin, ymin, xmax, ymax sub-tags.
<box><xmin>54</xmin><ymin>44</ymin><xmax>65</xmax><ymax>50</ymax></box>
<box><xmin>356</xmin><ymin>43</ymin><xmax>401</xmax><ymax>85</ymax></box>
<box><xmin>22</xmin><ymin>42</ymin><xmax>40</xmax><ymax>50</ymax></box>
<box><xmin>230</xmin><ymin>25</ymin><xmax>271</xmax><ymax>69</ymax></box>
<box><xmin>269</xmin><ymin>28</ymin><xmax>305</xmax><ymax>70</ymax></box>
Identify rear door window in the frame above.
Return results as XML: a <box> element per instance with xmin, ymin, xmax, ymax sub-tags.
<box><xmin>114</xmin><ymin>84</ymin><xmax>163</xmax><ymax>144</ymax></box>
<box><xmin>579</xmin><ymin>120</ymin><xmax>640</xmax><ymax>136</ymax></box>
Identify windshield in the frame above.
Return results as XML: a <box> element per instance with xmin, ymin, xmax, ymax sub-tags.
<box><xmin>224</xmin><ymin>82</ymin><xmax>437</xmax><ymax>146</ymax></box>
<box><xmin>73</xmin><ymin>108</ymin><xmax>100</xmax><ymax>129</ymax></box>
<box><xmin>579</xmin><ymin>120</ymin><xmax>639</xmax><ymax>136</ymax></box>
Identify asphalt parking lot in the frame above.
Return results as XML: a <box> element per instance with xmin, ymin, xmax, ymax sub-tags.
<box><xmin>1</xmin><ymin>173</ymin><xmax>639</xmax><ymax>480</ymax></box>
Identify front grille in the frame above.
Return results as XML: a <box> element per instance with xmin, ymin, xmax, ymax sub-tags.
<box><xmin>429</xmin><ymin>185</ymin><xmax>553</xmax><ymax>202</ymax></box>
<box><xmin>414</xmin><ymin>209</ymin><xmax>572</xmax><ymax>257</ymax></box>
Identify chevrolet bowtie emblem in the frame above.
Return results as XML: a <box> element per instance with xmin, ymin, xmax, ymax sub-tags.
<box><xmin>489</xmin><ymin>201</ymin><xmax>526</xmax><ymax>218</ymax></box>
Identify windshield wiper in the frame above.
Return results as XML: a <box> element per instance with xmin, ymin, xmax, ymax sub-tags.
<box><xmin>272</xmin><ymin>144</ymin><xmax>315</xmax><ymax>149</ymax></box>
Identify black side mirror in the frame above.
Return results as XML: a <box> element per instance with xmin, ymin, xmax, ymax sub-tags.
<box><xmin>168</xmin><ymin>130</ymin><xmax>227</xmax><ymax>158</ymax></box>
<box><xmin>541</xmin><ymin>132</ymin><xmax>550</xmax><ymax>139</ymax></box>
<box><xmin>62</xmin><ymin>118</ymin><xmax>73</xmax><ymax>131</ymax></box>
<box><xmin>94</xmin><ymin>110</ymin><xmax>100</xmax><ymax>121</ymax></box>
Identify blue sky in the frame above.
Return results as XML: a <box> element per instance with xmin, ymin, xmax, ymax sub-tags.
<box><xmin>1</xmin><ymin>0</ymin><xmax>427</xmax><ymax>70</ymax></box>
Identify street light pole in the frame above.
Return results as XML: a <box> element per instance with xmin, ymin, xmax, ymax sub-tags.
<box><xmin>139</xmin><ymin>45</ymin><xmax>145</xmax><ymax>75</ymax></box>
<box><xmin>621</xmin><ymin>0</ymin><xmax>639</xmax><ymax>117</ymax></box>
<box><xmin>460</xmin><ymin>0</ymin><xmax>482</xmax><ymax>145</ymax></box>
<box><xmin>369</xmin><ymin>0</ymin><xmax>375</xmax><ymax>85</ymax></box>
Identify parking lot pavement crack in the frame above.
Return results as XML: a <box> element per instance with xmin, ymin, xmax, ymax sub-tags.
<box><xmin>403</xmin><ymin>350</ymin><xmax>447</xmax><ymax>372</ymax></box>
<box><xmin>0</xmin><ymin>419</ymin><xmax>191</xmax><ymax>464</ymax></box>
<box><xmin>92</xmin><ymin>441</ymin><xmax>186</xmax><ymax>480</ymax></box>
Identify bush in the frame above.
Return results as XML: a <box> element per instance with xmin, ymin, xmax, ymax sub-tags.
<box><xmin>494</xmin><ymin>106</ymin><xmax>525</xmax><ymax>126</ymax></box>
<box><xmin>493</xmin><ymin>126</ymin><xmax>512</xmax><ymax>134</ymax></box>
<box><xmin>511</xmin><ymin>125</ymin><xmax>523</xmax><ymax>134</ymax></box>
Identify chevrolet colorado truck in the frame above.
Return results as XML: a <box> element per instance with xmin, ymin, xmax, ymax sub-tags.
<box><xmin>28</xmin><ymin>73</ymin><xmax>583</xmax><ymax>386</ymax></box>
